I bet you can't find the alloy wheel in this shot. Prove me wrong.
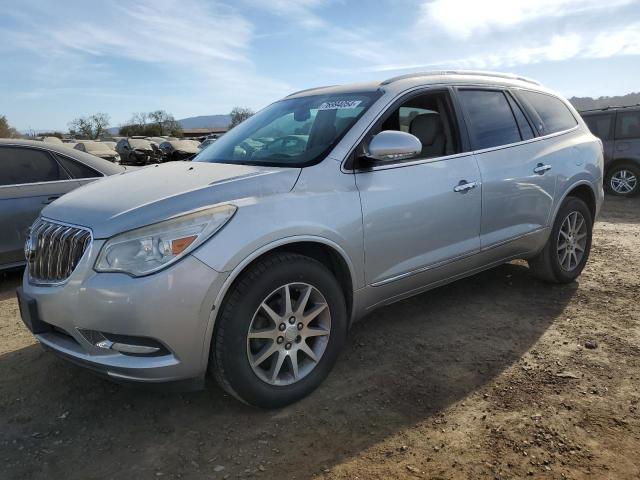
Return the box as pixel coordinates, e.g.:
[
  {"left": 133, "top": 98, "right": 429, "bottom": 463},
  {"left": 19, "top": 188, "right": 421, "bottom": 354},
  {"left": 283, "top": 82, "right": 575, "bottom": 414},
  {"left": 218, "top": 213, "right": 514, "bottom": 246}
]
[
  {"left": 610, "top": 169, "right": 638, "bottom": 195},
  {"left": 246, "top": 283, "right": 331, "bottom": 386},
  {"left": 557, "top": 211, "right": 587, "bottom": 272}
]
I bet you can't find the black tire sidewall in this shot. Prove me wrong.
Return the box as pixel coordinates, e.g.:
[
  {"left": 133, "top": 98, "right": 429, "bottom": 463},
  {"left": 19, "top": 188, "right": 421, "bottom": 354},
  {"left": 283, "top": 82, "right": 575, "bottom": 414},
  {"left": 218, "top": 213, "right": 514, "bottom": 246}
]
[
  {"left": 548, "top": 197, "right": 593, "bottom": 282},
  {"left": 605, "top": 163, "right": 640, "bottom": 197},
  {"left": 216, "top": 255, "right": 347, "bottom": 408}
]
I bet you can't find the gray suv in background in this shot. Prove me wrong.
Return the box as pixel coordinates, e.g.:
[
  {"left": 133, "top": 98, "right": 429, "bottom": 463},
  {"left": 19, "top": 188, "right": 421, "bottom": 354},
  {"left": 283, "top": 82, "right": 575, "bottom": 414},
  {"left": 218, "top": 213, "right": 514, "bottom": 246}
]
[
  {"left": 17, "top": 71, "right": 603, "bottom": 408},
  {"left": 581, "top": 105, "right": 640, "bottom": 196}
]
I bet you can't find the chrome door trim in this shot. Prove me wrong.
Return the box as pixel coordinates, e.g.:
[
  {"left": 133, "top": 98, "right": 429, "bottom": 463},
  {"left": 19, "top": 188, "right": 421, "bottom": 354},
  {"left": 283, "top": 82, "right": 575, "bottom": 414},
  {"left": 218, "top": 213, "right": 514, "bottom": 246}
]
[{"left": 0, "top": 179, "right": 80, "bottom": 189}]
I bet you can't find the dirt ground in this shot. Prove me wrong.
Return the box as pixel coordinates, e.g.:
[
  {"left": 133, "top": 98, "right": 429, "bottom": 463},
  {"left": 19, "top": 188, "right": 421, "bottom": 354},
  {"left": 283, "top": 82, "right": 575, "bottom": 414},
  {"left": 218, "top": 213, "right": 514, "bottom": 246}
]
[{"left": 1, "top": 196, "right": 639, "bottom": 480}]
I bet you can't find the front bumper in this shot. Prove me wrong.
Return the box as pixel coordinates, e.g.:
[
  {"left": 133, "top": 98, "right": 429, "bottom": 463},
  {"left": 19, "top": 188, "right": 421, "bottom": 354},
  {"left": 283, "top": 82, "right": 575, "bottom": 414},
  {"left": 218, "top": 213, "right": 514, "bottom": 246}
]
[{"left": 20, "top": 244, "right": 228, "bottom": 385}]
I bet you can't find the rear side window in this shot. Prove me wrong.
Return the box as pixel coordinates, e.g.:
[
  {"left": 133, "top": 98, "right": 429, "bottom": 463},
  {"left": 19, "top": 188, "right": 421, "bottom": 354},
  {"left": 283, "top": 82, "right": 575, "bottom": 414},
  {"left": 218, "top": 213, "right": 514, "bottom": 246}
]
[
  {"left": 583, "top": 114, "right": 613, "bottom": 140},
  {"left": 458, "top": 90, "right": 521, "bottom": 150},
  {"left": 54, "top": 154, "right": 102, "bottom": 179},
  {"left": 0, "top": 147, "right": 70, "bottom": 186},
  {"left": 518, "top": 90, "right": 577, "bottom": 135},
  {"left": 615, "top": 111, "right": 640, "bottom": 139}
]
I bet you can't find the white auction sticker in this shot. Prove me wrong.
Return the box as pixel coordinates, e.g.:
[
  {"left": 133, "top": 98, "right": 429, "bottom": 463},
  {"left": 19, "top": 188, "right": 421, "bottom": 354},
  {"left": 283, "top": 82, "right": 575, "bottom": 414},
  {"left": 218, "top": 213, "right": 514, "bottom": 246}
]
[{"left": 317, "top": 100, "right": 362, "bottom": 110}]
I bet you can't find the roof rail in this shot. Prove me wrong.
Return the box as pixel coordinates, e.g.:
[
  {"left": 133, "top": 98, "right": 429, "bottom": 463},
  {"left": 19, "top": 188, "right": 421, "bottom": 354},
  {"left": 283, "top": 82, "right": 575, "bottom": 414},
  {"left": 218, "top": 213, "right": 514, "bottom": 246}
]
[
  {"left": 579, "top": 103, "right": 640, "bottom": 113},
  {"left": 381, "top": 70, "right": 541, "bottom": 86}
]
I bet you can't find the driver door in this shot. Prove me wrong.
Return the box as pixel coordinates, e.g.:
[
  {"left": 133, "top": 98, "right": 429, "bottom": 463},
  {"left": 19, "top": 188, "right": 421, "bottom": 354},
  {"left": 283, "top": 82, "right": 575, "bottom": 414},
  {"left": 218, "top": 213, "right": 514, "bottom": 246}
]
[{"left": 354, "top": 89, "right": 482, "bottom": 303}]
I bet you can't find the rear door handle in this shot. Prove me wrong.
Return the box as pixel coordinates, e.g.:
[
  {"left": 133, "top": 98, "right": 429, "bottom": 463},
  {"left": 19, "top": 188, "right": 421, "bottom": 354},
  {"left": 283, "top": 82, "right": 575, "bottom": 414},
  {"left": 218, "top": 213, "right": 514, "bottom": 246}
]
[
  {"left": 533, "top": 163, "right": 552, "bottom": 174},
  {"left": 453, "top": 180, "right": 478, "bottom": 193},
  {"left": 42, "top": 196, "right": 60, "bottom": 205}
]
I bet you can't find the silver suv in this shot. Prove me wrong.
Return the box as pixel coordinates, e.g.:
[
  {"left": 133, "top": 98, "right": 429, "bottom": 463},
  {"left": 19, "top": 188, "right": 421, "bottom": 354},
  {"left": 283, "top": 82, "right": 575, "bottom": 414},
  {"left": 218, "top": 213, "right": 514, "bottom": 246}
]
[{"left": 17, "top": 71, "right": 604, "bottom": 408}]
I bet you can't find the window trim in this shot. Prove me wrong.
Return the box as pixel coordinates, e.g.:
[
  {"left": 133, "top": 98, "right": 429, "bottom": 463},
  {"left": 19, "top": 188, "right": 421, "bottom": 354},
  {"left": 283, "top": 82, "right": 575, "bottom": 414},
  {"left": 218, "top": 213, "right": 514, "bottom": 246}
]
[
  {"left": 614, "top": 109, "right": 640, "bottom": 140},
  {"left": 346, "top": 86, "right": 468, "bottom": 171}
]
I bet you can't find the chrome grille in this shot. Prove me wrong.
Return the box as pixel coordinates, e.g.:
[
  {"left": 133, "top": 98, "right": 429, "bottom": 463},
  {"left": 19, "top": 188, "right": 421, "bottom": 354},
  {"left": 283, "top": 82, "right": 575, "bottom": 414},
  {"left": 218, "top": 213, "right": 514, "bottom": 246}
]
[{"left": 27, "top": 219, "right": 92, "bottom": 284}]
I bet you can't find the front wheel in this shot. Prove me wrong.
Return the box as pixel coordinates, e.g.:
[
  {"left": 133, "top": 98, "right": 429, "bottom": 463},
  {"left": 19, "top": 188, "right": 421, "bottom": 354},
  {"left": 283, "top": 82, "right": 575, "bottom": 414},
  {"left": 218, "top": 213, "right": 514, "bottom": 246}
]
[
  {"left": 210, "top": 253, "right": 347, "bottom": 408},
  {"left": 528, "top": 196, "right": 593, "bottom": 283}
]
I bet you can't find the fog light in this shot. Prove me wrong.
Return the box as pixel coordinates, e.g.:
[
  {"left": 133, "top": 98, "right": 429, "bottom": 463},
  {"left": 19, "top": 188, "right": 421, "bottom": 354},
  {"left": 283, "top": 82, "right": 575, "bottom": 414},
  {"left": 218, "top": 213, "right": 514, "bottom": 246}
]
[{"left": 78, "top": 329, "right": 168, "bottom": 356}]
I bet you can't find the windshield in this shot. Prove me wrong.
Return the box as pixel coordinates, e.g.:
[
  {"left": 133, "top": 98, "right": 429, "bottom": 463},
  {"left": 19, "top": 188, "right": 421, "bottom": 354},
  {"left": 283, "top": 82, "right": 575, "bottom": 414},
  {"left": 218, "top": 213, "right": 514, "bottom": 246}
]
[
  {"left": 171, "top": 140, "right": 199, "bottom": 150},
  {"left": 195, "top": 91, "right": 381, "bottom": 167}
]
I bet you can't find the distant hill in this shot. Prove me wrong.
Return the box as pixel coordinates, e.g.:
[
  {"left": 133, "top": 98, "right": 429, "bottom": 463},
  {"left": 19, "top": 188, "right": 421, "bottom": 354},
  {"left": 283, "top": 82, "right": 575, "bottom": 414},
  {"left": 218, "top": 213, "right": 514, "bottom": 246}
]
[
  {"left": 569, "top": 92, "right": 640, "bottom": 112},
  {"left": 106, "top": 114, "right": 231, "bottom": 135},
  {"left": 178, "top": 114, "right": 230, "bottom": 129}
]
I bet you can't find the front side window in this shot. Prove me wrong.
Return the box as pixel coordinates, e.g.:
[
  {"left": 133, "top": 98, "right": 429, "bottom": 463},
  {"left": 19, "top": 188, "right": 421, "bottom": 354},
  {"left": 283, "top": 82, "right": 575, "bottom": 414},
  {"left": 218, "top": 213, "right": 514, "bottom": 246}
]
[
  {"left": 583, "top": 113, "right": 613, "bottom": 140},
  {"left": 0, "top": 147, "right": 69, "bottom": 186},
  {"left": 459, "top": 90, "right": 521, "bottom": 150},
  {"left": 195, "top": 91, "right": 381, "bottom": 167},
  {"left": 615, "top": 110, "right": 640, "bottom": 139},
  {"left": 518, "top": 90, "right": 577, "bottom": 135}
]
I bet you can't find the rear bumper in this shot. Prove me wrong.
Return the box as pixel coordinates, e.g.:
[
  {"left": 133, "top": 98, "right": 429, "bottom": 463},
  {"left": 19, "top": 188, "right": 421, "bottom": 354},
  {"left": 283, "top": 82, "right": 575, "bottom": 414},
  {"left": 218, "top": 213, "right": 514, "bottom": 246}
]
[{"left": 21, "top": 250, "right": 228, "bottom": 385}]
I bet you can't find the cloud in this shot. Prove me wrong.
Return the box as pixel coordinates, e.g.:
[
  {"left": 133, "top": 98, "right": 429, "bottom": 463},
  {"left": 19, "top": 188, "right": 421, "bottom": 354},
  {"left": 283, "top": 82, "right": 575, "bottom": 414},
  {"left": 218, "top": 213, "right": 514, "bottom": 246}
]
[
  {"left": 418, "top": 0, "right": 636, "bottom": 39},
  {"left": 241, "top": 0, "right": 328, "bottom": 28}
]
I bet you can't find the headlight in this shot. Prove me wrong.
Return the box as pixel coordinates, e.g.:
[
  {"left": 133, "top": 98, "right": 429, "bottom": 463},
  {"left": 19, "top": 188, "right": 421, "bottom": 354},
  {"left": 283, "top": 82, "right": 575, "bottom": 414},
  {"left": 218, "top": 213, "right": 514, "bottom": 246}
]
[{"left": 95, "top": 205, "right": 236, "bottom": 276}]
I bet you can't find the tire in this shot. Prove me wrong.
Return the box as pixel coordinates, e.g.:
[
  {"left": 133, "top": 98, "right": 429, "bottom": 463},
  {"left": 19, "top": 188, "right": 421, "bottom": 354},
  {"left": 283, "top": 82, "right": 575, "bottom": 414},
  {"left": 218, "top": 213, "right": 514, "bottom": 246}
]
[
  {"left": 528, "top": 196, "right": 593, "bottom": 284},
  {"left": 605, "top": 163, "right": 640, "bottom": 197},
  {"left": 210, "top": 253, "right": 347, "bottom": 408}
]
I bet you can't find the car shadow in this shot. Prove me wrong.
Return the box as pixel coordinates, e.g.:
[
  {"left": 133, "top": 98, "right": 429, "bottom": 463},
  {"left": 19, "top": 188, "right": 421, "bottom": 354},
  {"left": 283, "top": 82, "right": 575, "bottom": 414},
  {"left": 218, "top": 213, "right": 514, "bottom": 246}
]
[
  {"left": 1, "top": 262, "right": 577, "bottom": 479},
  {"left": 0, "top": 268, "right": 23, "bottom": 301}
]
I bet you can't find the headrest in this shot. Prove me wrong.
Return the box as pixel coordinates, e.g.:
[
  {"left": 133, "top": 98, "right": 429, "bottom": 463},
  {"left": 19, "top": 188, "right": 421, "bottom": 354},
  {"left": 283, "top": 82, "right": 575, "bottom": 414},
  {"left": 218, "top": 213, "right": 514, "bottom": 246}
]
[{"left": 409, "top": 113, "right": 443, "bottom": 145}]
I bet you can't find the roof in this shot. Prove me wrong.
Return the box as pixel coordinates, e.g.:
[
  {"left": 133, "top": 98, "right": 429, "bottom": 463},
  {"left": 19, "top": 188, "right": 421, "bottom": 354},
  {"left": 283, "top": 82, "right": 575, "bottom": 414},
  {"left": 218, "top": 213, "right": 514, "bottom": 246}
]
[
  {"left": 286, "top": 70, "right": 549, "bottom": 99},
  {"left": 580, "top": 104, "right": 640, "bottom": 114},
  {"left": 0, "top": 139, "right": 125, "bottom": 175}
]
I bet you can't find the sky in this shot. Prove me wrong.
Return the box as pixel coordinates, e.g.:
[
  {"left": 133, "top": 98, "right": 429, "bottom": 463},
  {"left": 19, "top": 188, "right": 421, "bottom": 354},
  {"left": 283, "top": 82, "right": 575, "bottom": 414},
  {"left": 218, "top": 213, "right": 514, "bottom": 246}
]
[{"left": 1, "top": 0, "right": 639, "bottom": 132}]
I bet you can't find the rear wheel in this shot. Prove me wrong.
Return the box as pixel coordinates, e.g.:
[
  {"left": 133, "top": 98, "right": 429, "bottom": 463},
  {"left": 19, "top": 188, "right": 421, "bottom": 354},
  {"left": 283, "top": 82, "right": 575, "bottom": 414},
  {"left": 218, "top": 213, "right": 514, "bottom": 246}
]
[
  {"left": 528, "top": 196, "right": 593, "bottom": 283},
  {"left": 210, "top": 253, "right": 347, "bottom": 408},
  {"left": 605, "top": 163, "right": 640, "bottom": 197}
]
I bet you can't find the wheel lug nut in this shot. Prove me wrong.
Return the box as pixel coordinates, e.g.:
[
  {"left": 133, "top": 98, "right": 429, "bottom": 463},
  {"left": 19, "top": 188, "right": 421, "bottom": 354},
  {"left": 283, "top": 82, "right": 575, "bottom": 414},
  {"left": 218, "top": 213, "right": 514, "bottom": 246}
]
[
  {"left": 285, "top": 343, "right": 292, "bottom": 350},
  {"left": 289, "top": 316, "right": 296, "bottom": 324},
  {"left": 295, "top": 335, "right": 301, "bottom": 342},
  {"left": 297, "top": 322, "right": 303, "bottom": 330},
  {"left": 279, "top": 323, "right": 286, "bottom": 331},
  {"left": 277, "top": 336, "right": 284, "bottom": 344}
]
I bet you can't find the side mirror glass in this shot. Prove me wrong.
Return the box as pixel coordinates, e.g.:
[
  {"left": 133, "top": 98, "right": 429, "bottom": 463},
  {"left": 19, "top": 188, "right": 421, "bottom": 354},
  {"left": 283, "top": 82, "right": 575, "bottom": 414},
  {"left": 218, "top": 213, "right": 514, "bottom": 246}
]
[{"left": 365, "top": 130, "right": 422, "bottom": 162}]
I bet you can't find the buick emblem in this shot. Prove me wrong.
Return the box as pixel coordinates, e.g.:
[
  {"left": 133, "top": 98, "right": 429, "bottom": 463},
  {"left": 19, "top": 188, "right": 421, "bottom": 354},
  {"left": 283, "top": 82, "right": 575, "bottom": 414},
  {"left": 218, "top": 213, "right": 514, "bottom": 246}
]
[{"left": 24, "top": 235, "right": 36, "bottom": 262}]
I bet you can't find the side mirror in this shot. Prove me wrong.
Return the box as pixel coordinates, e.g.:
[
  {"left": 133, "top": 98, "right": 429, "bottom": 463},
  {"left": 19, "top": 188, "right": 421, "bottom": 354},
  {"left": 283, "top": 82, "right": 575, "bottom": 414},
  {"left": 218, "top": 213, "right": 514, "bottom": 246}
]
[{"left": 365, "top": 130, "right": 422, "bottom": 162}]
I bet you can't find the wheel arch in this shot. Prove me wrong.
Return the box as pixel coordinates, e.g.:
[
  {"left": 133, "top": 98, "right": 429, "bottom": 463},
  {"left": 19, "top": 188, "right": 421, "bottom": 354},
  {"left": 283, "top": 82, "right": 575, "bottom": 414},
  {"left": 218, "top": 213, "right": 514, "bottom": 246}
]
[
  {"left": 551, "top": 180, "right": 598, "bottom": 226},
  {"left": 605, "top": 157, "right": 640, "bottom": 176},
  {"left": 200, "top": 236, "right": 357, "bottom": 370}
]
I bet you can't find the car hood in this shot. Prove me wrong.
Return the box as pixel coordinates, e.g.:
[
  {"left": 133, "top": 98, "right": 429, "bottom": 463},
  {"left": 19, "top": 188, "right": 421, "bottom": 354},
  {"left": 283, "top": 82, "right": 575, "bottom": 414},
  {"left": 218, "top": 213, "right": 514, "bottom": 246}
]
[{"left": 43, "top": 162, "right": 301, "bottom": 239}]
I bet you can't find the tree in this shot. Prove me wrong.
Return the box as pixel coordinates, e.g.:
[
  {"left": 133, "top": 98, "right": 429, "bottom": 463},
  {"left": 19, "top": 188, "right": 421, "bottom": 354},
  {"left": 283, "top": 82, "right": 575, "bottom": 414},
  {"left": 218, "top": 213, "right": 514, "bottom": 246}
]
[
  {"left": 229, "top": 107, "right": 255, "bottom": 129},
  {"left": 119, "top": 110, "right": 182, "bottom": 137},
  {"left": 0, "top": 115, "right": 20, "bottom": 138},
  {"left": 68, "top": 113, "right": 110, "bottom": 139}
]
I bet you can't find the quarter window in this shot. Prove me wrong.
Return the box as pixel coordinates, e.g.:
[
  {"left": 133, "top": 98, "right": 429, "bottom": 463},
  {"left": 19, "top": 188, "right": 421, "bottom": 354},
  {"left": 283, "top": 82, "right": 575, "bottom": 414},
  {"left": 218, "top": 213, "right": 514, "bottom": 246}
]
[
  {"left": 55, "top": 154, "right": 102, "bottom": 179},
  {"left": 583, "top": 114, "right": 613, "bottom": 140},
  {"left": 615, "top": 111, "right": 640, "bottom": 139},
  {"left": 0, "top": 147, "right": 70, "bottom": 186},
  {"left": 459, "top": 90, "right": 521, "bottom": 150},
  {"left": 518, "top": 90, "right": 577, "bottom": 135}
]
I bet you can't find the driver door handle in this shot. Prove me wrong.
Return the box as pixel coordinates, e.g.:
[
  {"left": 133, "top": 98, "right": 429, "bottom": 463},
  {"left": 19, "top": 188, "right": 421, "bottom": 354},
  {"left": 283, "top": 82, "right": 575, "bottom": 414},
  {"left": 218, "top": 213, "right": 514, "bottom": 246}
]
[
  {"left": 533, "top": 163, "right": 552, "bottom": 174},
  {"left": 453, "top": 180, "right": 478, "bottom": 193}
]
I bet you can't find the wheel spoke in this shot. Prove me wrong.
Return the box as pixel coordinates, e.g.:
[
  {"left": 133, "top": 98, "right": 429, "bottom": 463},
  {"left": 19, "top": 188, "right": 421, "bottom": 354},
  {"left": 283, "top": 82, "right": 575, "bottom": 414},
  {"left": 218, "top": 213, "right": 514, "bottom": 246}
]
[
  {"left": 248, "top": 328, "right": 277, "bottom": 340},
  {"left": 305, "top": 326, "right": 330, "bottom": 337},
  {"left": 260, "top": 302, "right": 281, "bottom": 324},
  {"left": 283, "top": 285, "right": 292, "bottom": 315},
  {"left": 574, "top": 217, "right": 584, "bottom": 234},
  {"left": 559, "top": 230, "right": 570, "bottom": 240},
  {"left": 559, "top": 249, "right": 568, "bottom": 266},
  {"left": 270, "top": 351, "right": 286, "bottom": 381},
  {"left": 557, "top": 241, "right": 568, "bottom": 251},
  {"left": 299, "top": 341, "right": 318, "bottom": 362},
  {"left": 302, "top": 303, "right": 327, "bottom": 325},
  {"left": 289, "top": 353, "right": 299, "bottom": 380},
  {"left": 251, "top": 343, "right": 277, "bottom": 367},
  {"left": 575, "top": 243, "right": 585, "bottom": 252},
  {"left": 295, "top": 285, "right": 312, "bottom": 316}
]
